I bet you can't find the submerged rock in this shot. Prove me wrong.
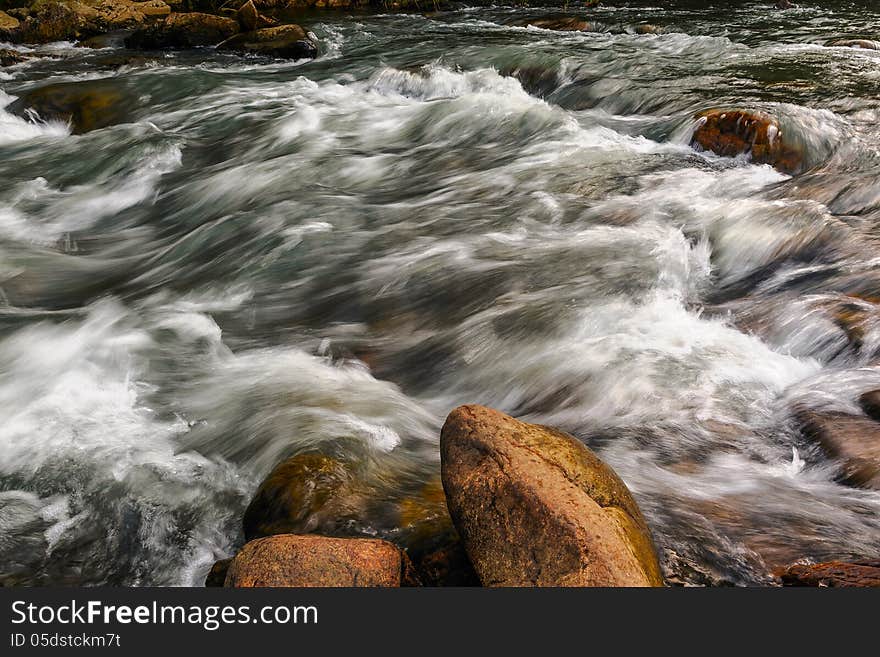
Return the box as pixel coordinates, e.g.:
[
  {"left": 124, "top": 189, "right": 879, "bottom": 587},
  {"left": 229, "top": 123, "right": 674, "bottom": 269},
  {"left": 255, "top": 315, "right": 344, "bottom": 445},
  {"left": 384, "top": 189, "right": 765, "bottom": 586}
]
[
  {"left": 691, "top": 109, "right": 804, "bottom": 174},
  {"left": 217, "top": 24, "right": 317, "bottom": 59},
  {"left": 859, "top": 390, "right": 880, "bottom": 423},
  {"left": 242, "top": 452, "right": 362, "bottom": 541},
  {"left": 798, "top": 411, "right": 880, "bottom": 489},
  {"left": 224, "top": 534, "right": 419, "bottom": 587},
  {"left": 633, "top": 24, "right": 661, "bottom": 35},
  {"left": 829, "top": 39, "right": 879, "bottom": 50},
  {"left": 8, "top": 80, "right": 133, "bottom": 134},
  {"left": 525, "top": 17, "right": 595, "bottom": 32},
  {"left": 777, "top": 560, "right": 880, "bottom": 587},
  {"left": 125, "top": 11, "right": 238, "bottom": 48},
  {"left": 440, "top": 405, "right": 664, "bottom": 587}
]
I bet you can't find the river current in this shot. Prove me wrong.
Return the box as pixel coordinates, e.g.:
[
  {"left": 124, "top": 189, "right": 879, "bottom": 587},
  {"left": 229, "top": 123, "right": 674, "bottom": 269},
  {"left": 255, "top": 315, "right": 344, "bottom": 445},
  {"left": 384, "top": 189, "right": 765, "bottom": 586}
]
[{"left": 2, "top": 1, "right": 880, "bottom": 585}]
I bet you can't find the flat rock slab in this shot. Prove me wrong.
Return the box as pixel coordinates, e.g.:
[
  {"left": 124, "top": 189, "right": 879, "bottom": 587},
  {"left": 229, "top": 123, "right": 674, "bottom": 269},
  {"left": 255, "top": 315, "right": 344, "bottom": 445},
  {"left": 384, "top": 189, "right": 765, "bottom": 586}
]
[{"left": 441, "top": 404, "right": 663, "bottom": 587}]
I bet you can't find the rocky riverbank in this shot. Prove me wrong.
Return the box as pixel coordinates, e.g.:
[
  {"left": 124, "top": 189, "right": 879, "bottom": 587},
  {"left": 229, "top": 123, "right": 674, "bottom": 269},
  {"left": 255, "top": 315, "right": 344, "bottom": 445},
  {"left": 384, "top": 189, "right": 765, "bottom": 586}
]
[{"left": 208, "top": 405, "right": 880, "bottom": 587}]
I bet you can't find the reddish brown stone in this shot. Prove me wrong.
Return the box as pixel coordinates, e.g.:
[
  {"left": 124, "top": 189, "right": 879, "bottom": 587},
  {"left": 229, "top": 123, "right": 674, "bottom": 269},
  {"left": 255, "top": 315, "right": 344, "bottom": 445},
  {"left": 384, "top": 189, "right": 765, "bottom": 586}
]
[
  {"left": 225, "top": 534, "right": 417, "bottom": 587},
  {"left": 692, "top": 109, "right": 803, "bottom": 174},
  {"left": 441, "top": 405, "right": 663, "bottom": 587},
  {"left": 859, "top": 390, "right": 880, "bottom": 423},
  {"left": 777, "top": 560, "right": 880, "bottom": 587},
  {"left": 204, "top": 558, "right": 232, "bottom": 587}
]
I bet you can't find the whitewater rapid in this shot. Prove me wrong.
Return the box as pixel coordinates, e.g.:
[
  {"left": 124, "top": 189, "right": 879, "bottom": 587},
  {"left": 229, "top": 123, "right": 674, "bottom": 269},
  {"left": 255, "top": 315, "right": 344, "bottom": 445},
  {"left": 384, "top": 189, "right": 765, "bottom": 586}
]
[{"left": 2, "top": 3, "right": 880, "bottom": 585}]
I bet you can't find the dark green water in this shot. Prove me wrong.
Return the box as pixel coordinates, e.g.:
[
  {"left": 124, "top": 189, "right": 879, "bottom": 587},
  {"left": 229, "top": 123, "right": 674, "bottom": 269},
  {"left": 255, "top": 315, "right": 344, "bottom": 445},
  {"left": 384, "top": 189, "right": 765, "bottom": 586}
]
[{"left": 1, "top": 1, "right": 880, "bottom": 585}]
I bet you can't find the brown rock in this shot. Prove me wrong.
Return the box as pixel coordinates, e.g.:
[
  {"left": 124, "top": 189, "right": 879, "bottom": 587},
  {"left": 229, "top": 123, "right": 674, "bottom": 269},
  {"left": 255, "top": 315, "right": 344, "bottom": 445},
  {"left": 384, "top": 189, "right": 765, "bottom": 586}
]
[
  {"left": 440, "top": 404, "right": 664, "bottom": 587},
  {"left": 133, "top": 0, "right": 171, "bottom": 17},
  {"left": 691, "top": 109, "right": 804, "bottom": 174},
  {"left": 124, "top": 12, "right": 238, "bottom": 49},
  {"left": 798, "top": 410, "right": 880, "bottom": 489},
  {"left": 0, "top": 10, "right": 20, "bottom": 32},
  {"left": 8, "top": 79, "right": 133, "bottom": 134},
  {"left": 236, "top": 0, "right": 258, "bottom": 32},
  {"left": 242, "top": 452, "right": 362, "bottom": 541},
  {"left": 859, "top": 390, "right": 880, "bottom": 423},
  {"left": 217, "top": 24, "right": 317, "bottom": 59},
  {"left": 830, "top": 39, "right": 879, "bottom": 50},
  {"left": 777, "top": 560, "right": 880, "bottom": 587},
  {"left": 634, "top": 24, "right": 660, "bottom": 34},
  {"left": 526, "top": 17, "right": 594, "bottom": 32},
  {"left": 204, "top": 558, "right": 231, "bottom": 587},
  {"left": 224, "top": 534, "right": 418, "bottom": 587},
  {"left": 0, "top": 48, "right": 29, "bottom": 67}
]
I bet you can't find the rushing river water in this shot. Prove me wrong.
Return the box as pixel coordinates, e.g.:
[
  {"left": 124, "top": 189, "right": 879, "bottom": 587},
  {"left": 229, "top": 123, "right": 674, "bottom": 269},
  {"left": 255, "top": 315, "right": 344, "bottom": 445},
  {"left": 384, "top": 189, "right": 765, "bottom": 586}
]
[{"left": 2, "top": 1, "right": 880, "bottom": 585}]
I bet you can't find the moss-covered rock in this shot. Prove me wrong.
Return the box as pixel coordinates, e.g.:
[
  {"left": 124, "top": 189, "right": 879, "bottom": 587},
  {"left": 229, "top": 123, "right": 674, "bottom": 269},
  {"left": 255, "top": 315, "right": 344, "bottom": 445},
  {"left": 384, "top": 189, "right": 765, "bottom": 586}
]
[{"left": 8, "top": 79, "right": 134, "bottom": 133}]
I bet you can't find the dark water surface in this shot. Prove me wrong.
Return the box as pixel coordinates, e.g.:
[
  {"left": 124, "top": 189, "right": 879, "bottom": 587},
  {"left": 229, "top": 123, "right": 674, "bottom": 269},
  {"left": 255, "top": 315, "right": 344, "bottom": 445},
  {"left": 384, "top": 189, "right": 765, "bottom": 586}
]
[{"left": 2, "top": 1, "right": 880, "bottom": 585}]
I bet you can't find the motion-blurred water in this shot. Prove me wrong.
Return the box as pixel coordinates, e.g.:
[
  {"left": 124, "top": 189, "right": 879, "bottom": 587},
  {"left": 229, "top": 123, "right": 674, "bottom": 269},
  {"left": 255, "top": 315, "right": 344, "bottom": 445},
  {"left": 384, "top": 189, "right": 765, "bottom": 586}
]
[{"left": 2, "top": 1, "right": 880, "bottom": 585}]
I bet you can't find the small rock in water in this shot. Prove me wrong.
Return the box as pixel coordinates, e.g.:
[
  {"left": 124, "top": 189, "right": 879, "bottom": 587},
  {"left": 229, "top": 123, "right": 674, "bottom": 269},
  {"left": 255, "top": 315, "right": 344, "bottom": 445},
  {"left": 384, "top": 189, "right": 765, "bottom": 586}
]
[
  {"left": 0, "top": 48, "right": 29, "bottom": 67},
  {"left": 526, "top": 17, "right": 595, "bottom": 32},
  {"left": 224, "top": 534, "right": 419, "bottom": 587},
  {"left": 776, "top": 0, "right": 796, "bottom": 9},
  {"left": 217, "top": 24, "right": 318, "bottom": 59},
  {"left": 829, "top": 39, "right": 880, "bottom": 50},
  {"left": 634, "top": 24, "right": 661, "bottom": 35},
  {"left": 797, "top": 410, "right": 880, "bottom": 489},
  {"left": 777, "top": 560, "right": 880, "bottom": 587},
  {"left": 441, "top": 404, "right": 664, "bottom": 587},
  {"left": 691, "top": 108, "right": 804, "bottom": 174},
  {"left": 8, "top": 79, "right": 134, "bottom": 134}
]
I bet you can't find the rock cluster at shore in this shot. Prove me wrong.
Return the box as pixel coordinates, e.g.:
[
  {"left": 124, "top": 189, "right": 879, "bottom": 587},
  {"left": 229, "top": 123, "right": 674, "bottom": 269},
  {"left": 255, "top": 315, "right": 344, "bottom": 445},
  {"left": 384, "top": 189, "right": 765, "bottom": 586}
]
[
  {"left": 0, "top": 0, "right": 318, "bottom": 59},
  {"left": 211, "top": 405, "right": 664, "bottom": 587},
  {"left": 208, "top": 403, "right": 880, "bottom": 588}
]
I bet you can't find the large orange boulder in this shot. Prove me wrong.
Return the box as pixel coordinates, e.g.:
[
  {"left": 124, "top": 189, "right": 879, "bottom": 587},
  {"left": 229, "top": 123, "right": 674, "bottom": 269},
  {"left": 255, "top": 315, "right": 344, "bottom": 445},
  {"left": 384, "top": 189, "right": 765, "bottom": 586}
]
[
  {"left": 440, "top": 405, "right": 663, "bottom": 587},
  {"left": 224, "top": 534, "right": 418, "bottom": 587},
  {"left": 691, "top": 109, "right": 803, "bottom": 174}
]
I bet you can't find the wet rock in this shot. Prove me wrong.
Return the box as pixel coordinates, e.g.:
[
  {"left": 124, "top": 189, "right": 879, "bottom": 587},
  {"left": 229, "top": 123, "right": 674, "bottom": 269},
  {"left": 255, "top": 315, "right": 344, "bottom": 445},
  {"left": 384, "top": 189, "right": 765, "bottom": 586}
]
[
  {"left": 775, "top": 0, "right": 796, "bottom": 9},
  {"left": 242, "top": 452, "right": 361, "bottom": 541},
  {"left": 133, "top": 0, "right": 172, "bottom": 17},
  {"left": 204, "top": 557, "right": 231, "bottom": 586},
  {"left": 0, "top": 10, "right": 20, "bottom": 33},
  {"left": 829, "top": 39, "right": 880, "bottom": 50},
  {"left": 859, "top": 390, "right": 880, "bottom": 423},
  {"left": 440, "top": 404, "right": 664, "bottom": 587},
  {"left": 124, "top": 11, "right": 238, "bottom": 49},
  {"left": 217, "top": 24, "right": 317, "bottom": 59},
  {"left": 236, "top": 0, "right": 258, "bottom": 31},
  {"left": 777, "top": 560, "right": 880, "bottom": 587},
  {"left": 0, "top": 48, "right": 30, "bottom": 67},
  {"left": 526, "top": 17, "right": 595, "bottom": 32},
  {"left": 8, "top": 79, "right": 133, "bottom": 134},
  {"left": 224, "top": 534, "right": 419, "bottom": 587},
  {"left": 633, "top": 24, "right": 660, "bottom": 35},
  {"left": 78, "top": 28, "right": 133, "bottom": 48},
  {"left": 691, "top": 109, "right": 804, "bottom": 174},
  {"left": 396, "top": 478, "right": 480, "bottom": 586},
  {"left": 797, "top": 411, "right": 880, "bottom": 489}
]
